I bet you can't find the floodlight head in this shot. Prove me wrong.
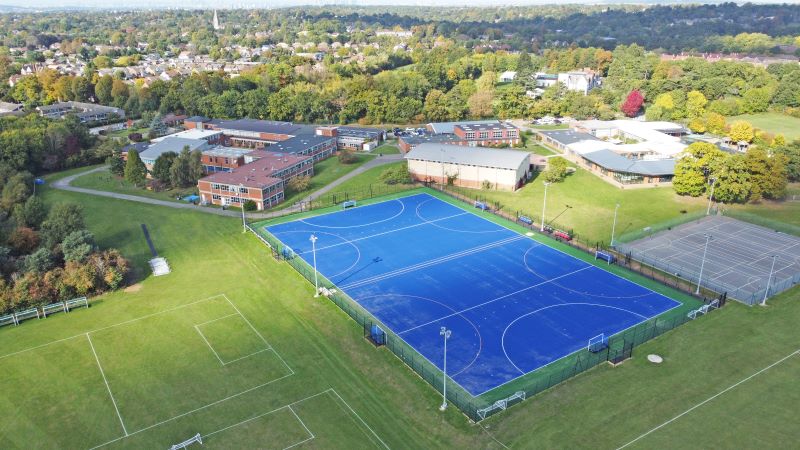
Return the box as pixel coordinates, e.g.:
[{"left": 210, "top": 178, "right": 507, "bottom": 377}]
[{"left": 309, "top": 234, "right": 317, "bottom": 243}]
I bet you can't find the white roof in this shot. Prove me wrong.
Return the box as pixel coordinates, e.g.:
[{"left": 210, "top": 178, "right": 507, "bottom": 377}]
[
  {"left": 499, "top": 70, "right": 517, "bottom": 78},
  {"left": 405, "top": 143, "right": 530, "bottom": 170},
  {"left": 152, "top": 128, "right": 221, "bottom": 142}
]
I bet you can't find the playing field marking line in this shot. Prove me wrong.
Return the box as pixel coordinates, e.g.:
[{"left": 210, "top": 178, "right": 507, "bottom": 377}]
[
  {"left": 616, "top": 348, "right": 800, "bottom": 450},
  {"left": 284, "top": 405, "right": 316, "bottom": 450},
  {"left": 221, "top": 294, "right": 295, "bottom": 375},
  {"left": 0, "top": 294, "right": 226, "bottom": 361},
  {"left": 500, "top": 303, "right": 649, "bottom": 375},
  {"left": 291, "top": 211, "right": 469, "bottom": 255},
  {"left": 89, "top": 372, "right": 294, "bottom": 449},
  {"left": 298, "top": 198, "right": 406, "bottom": 229},
  {"left": 341, "top": 234, "right": 526, "bottom": 290},
  {"left": 398, "top": 265, "right": 592, "bottom": 335},
  {"left": 201, "top": 388, "right": 388, "bottom": 450},
  {"left": 194, "top": 325, "right": 225, "bottom": 365},
  {"left": 194, "top": 312, "right": 240, "bottom": 327},
  {"left": 328, "top": 388, "right": 390, "bottom": 449},
  {"left": 87, "top": 333, "right": 129, "bottom": 437}
]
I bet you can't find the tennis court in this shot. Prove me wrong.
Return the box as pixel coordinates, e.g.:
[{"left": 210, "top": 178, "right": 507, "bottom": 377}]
[
  {"left": 616, "top": 216, "right": 800, "bottom": 304},
  {"left": 266, "top": 193, "right": 681, "bottom": 396}
]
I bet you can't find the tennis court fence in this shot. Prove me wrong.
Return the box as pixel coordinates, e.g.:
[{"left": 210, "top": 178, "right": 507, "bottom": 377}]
[
  {"left": 432, "top": 184, "right": 742, "bottom": 305},
  {"left": 249, "top": 193, "right": 720, "bottom": 422}
]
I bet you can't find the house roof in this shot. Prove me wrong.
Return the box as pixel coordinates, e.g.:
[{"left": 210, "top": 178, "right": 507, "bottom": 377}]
[
  {"left": 581, "top": 150, "right": 675, "bottom": 176},
  {"left": 399, "top": 134, "right": 461, "bottom": 147},
  {"left": 184, "top": 115, "right": 209, "bottom": 122},
  {"left": 405, "top": 143, "right": 531, "bottom": 171},
  {"left": 455, "top": 122, "right": 518, "bottom": 132},
  {"left": 427, "top": 120, "right": 502, "bottom": 135}
]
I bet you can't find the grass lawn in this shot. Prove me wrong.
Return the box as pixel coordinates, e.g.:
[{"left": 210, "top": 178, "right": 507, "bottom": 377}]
[
  {"left": 372, "top": 142, "right": 402, "bottom": 155},
  {"left": 278, "top": 153, "right": 375, "bottom": 208},
  {"left": 450, "top": 168, "right": 707, "bottom": 244},
  {"left": 324, "top": 161, "right": 410, "bottom": 198},
  {"left": 729, "top": 112, "right": 800, "bottom": 140},
  {"left": 1, "top": 168, "right": 798, "bottom": 448},
  {"left": 71, "top": 168, "right": 198, "bottom": 203}
]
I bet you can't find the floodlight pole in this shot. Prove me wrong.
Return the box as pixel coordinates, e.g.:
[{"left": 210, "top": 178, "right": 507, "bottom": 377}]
[
  {"left": 310, "top": 234, "right": 319, "bottom": 297},
  {"left": 439, "top": 326, "right": 451, "bottom": 411},
  {"left": 611, "top": 203, "right": 620, "bottom": 247},
  {"left": 239, "top": 183, "right": 246, "bottom": 233},
  {"left": 540, "top": 182, "right": 551, "bottom": 232},
  {"left": 695, "top": 234, "right": 713, "bottom": 295},
  {"left": 706, "top": 178, "right": 717, "bottom": 216},
  {"left": 762, "top": 255, "right": 778, "bottom": 306}
]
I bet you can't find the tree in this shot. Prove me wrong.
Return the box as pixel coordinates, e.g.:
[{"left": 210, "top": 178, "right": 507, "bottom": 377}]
[
  {"left": 169, "top": 147, "right": 193, "bottom": 188},
  {"left": 742, "top": 87, "right": 773, "bottom": 113},
  {"left": 468, "top": 90, "right": 495, "bottom": 118},
  {"left": 107, "top": 150, "right": 125, "bottom": 177},
  {"left": 1, "top": 172, "right": 33, "bottom": 211},
  {"left": 713, "top": 154, "right": 751, "bottom": 204},
  {"left": 774, "top": 141, "right": 800, "bottom": 182},
  {"left": 13, "top": 195, "right": 46, "bottom": 229},
  {"left": 41, "top": 203, "right": 85, "bottom": 249},
  {"left": 685, "top": 90, "right": 708, "bottom": 119},
  {"left": 61, "top": 229, "right": 95, "bottom": 263},
  {"left": 542, "top": 157, "right": 569, "bottom": 183},
  {"left": 94, "top": 76, "right": 113, "bottom": 104},
  {"left": 124, "top": 149, "right": 147, "bottom": 187},
  {"left": 688, "top": 118, "right": 706, "bottom": 134},
  {"left": 728, "top": 121, "right": 754, "bottom": 143},
  {"left": 285, "top": 175, "right": 311, "bottom": 193},
  {"left": 338, "top": 149, "right": 357, "bottom": 164},
  {"left": 672, "top": 142, "right": 726, "bottom": 197},
  {"left": 620, "top": 90, "right": 644, "bottom": 117},
  {"left": 149, "top": 114, "right": 167, "bottom": 138},
  {"left": 705, "top": 112, "right": 726, "bottom": 135},
  {"left": 378, "top": 165, "right": 412, "bottom": 185},
  {"left": 243, "top": 200, "right": 257, "bottom": 212},
  {"left": 745, "top": 147, "right": 788, "bottom": 201},
  {"left": 151, "top": 151, "right": 178, "bottom": 186},
  {"left": 25, "top": 248, "right": 54, "bottom": 274}
]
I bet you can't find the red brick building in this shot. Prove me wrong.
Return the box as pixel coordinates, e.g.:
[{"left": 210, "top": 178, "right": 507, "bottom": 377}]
[
  {"left": 198, "top": 152, "right": 313, "bottom": 210},
  {"left": 452, "top": 122, "right": 520, "bottom": 147}
]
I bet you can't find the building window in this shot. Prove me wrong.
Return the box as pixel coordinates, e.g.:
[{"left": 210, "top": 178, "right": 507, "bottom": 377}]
[
  {"left": 479, "top": 131, "right": 489, "bottom": 139},
  {"left": 212, "top": 194, "right": 221, "bottom": 200},
  {"left": 493, "top": 131, "right": 503, "bottom": 138},
  {"left": 211, "top": 183, "right": 220, "bottom": 190},
  {"left": 465, "top": 132, "right": 475, "bottom": 139},
  {"left": 239, "top": 187, "right": 248, "bottom": 193},
  {"left": 220, "top": 185, "right": 229, "bottom": 191}
]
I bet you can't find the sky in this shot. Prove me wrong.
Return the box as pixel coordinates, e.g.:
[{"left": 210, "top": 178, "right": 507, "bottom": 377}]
[{"left": 2, "top": 0, "right": 797, "bottom": 11}]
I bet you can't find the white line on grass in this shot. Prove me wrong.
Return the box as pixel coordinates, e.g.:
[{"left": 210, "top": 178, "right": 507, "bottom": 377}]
[
  {"left": 87, "top": 333, "right": 128, "bottom": 437},
  {"left": 222, "top": 294, "right": 294, "bottom": 375},
  {"left": 284, "top": 405, "right": 315, "bottom": 450},
  {"left": 194, "top": 325, "right": 225, "bottom": 365},
  {"left": 0, "top": 294, "right": 226, "bottom": 361},
  {"left": 328, "top": 389, "right": 390, "bottom": 449},
  {"left": 617, "top": 348, "right": 800, "bottom": 449},
  {"left": 223, "top": 349, "right": 271, "bottom": 366},
  {"left": 89, "top": 372, "right": 294, "bottom": 449}
]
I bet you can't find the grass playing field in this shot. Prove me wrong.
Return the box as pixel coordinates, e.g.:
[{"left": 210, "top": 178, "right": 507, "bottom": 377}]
[
  {"left": 0, "top": 168, "right": 797, "bottom": 448},
  {"left": 729, "top": 112, "right": 800, "bottom": 140}
]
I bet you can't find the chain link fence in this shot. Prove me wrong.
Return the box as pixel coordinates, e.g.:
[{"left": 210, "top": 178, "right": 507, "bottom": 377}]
[{"left": 249, "top": 186, "right": 712, "bottom": 421}]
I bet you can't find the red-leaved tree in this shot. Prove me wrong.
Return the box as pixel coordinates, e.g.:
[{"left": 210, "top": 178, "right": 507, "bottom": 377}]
[{"left": 621, "top": 90, "right": 645, "bottom": 117}]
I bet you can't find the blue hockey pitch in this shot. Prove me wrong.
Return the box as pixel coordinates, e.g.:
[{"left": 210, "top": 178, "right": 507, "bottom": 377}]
[{"left": 267, "top": 193, "right": 680, "bottom": 396}]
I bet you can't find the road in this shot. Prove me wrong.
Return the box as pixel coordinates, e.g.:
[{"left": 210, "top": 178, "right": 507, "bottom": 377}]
[{"left": 51, "top": 153, "right": 405, "bottom": 220}]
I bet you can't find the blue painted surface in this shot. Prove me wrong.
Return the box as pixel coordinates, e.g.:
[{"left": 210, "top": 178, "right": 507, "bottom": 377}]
[{"left": 267, "top": 193, "right": 680, "bottom": 396}]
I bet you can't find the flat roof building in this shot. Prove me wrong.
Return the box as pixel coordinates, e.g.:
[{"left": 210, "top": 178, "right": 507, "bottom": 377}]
[{"left": 405, "top": 143, "right": 532, "bottom": 191}]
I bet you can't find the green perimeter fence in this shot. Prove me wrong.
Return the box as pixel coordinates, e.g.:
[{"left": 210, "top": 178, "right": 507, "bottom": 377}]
[{"left": 250, "top": 186, "right": 717, "bottom": 422}]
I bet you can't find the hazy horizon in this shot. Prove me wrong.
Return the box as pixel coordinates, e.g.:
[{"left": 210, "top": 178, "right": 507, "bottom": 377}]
[{"left": 2, "top": 0, "right": 798, "bottom": 11}]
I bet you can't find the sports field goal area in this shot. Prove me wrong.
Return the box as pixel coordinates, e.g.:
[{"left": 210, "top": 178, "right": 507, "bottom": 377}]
[
  {"left": 0, "top": 294, "right": 298, "bottom": 448},
  {"left": 615, "top": 216, "right": 800, "bottom": 305},
  {"left": 258, "top": 191, "right": 700, "bottom": 420}
]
